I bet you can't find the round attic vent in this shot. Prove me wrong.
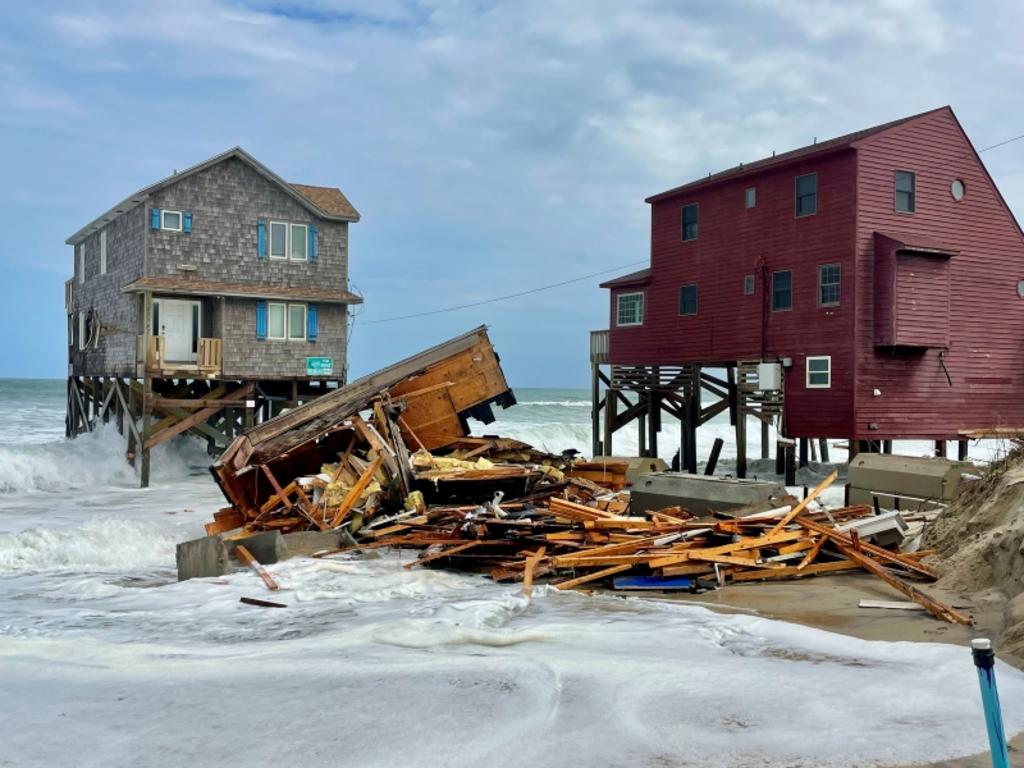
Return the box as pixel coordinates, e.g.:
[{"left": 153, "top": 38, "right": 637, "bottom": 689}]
[{"left": 951, "top": 179, "right": 966, "bottom": 201}]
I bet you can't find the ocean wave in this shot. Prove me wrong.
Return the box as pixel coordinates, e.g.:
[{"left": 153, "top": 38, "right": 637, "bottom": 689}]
[
  {"left": 0, "top": 427, "right": 210, "bottom": 494},
  {"left": 0, "top": 516, "right": 178, "bottom": 573}
]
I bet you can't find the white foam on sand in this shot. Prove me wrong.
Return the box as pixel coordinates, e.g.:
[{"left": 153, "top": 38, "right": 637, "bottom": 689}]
[{"left": 2, "top": 548, "right": 1023, "bottom": 767}]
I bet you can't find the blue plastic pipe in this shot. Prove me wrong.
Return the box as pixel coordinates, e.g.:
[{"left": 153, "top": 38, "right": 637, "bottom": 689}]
[{"left": 972, "top": 638, "right": 1011, "bottom": 768}]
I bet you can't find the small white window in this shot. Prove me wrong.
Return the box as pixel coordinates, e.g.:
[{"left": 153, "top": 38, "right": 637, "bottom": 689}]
[
  {"left": 77, "top": 244, "right": 84, "bottom": 284},
  {"left": 806, "top": 356, "right": 831, "bottom": 388},
  {"left": 78, "top": 312, "right": 87, "bottom": 351},
  {"left": 288, "top": 303, "right": 307, "bottom": 340},
  {"left": 161, "top": 210, "right": 182, "bottom": 231},
  {"left": 100, "top": 230, "right": 107, "bottom": 275},
  {"left": 267, "top": 302, "right": 286, "bottom": 339},
  {"left": 290, "top": 224, "right": 308, "bottom": 261},
  {"left": 745, "top": 187, "right": 756, "bottom": 209},
  {"left": 269, "top": 222, "right": 288, "bottom": 259},
  {"left": 616, "top": 292, "right": 644, "bottom": 327}
]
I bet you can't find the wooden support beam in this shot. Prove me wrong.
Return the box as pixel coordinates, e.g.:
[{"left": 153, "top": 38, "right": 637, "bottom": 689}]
[
  {"left": 767, "top": 470, "right": 837, "bottom": 536},
  {"left": 403, "top": 540, "right": 482, "bottom": 570},
  {"left": 144, "top": 382, "right": 254, "bottom": 450},
  {"left": 523, "top": 546, "right": 547, "bottom": 598},
  {"left": 554, "top": 564, "right": 631, "bottom": 590},
  {"left": 235, "top": 545, "right": 280, "bottom": 591}
]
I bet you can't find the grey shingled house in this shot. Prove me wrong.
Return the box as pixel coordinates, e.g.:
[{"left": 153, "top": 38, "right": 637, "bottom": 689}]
[{"left": 64, "top": 147, "right": 362, "bottom": 485}]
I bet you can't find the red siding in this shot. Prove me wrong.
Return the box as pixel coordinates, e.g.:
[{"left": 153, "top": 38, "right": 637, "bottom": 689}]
[
  {"left": 607, "top": 150, "right": 859, "bottom": 437},
  {"left": 892, "top": 253, "right": 951, "bottom": 347},
  {"left": 853, "top": 108, "right": 1024, "bottom": 438}
]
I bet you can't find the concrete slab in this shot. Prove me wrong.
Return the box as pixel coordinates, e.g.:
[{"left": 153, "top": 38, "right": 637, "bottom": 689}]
[
  {"left": 226, "top": 531, "right": 287, "bottom": 565},
  {"left": 282, "top": 530, "right": 356, "bottom": 557},
  {"left": 176, "top": 535, "right": 230, "bottom": 581},
  {"left": 630, "top": 472, "right": 789, "bottom": 515}
]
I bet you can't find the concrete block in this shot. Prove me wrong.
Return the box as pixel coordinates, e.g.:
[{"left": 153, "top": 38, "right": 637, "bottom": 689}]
[
  {"left": 592, "top": 456, "right": 669, "bottom": 486},
  {"left": 226, "top": 530, "right": 287, "bottom": 564},
  {"left": 176, "top": 535, "right": 230, "bottom": 581},
  {"left": 630, "top": 472, "right": 789, "bottom": 516},
  {"left": 282, "top": 530, "right": 355, "bottom": 557},
  {"left": 848, "top": 454, "right": 975, "bottom": 511}
]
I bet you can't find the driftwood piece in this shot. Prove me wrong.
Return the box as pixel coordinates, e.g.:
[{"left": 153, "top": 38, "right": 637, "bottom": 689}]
[{"left": 235, "top": 545, "right": 279, "bottom": 591}]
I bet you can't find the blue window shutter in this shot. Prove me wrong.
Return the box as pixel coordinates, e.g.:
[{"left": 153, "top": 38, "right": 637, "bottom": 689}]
[
  {"left": 256, "top": 300, "right": 267, "bottom": 340},
  {"left": 257, "top": 218, "right": 267, "bottom": 260},
  {"left": 307, "top": 304, "right": 318, "bottom": 341},
  {"left": 308, "top": 225, "right": 318, "bottom": 262},
  {"left": 151, "top": 208, "right": 161, "bottom": 230},
  {"left": 183, "top": 211, "right": 192, "bottom": 233}
]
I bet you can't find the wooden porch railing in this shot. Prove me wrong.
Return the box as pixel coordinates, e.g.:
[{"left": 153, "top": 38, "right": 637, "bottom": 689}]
[
  {"left": 590, "top": 329, "right": 610, "bottom": 364},
  {"left": 139, "top": 335, "right": 222, "bottom": 376}
]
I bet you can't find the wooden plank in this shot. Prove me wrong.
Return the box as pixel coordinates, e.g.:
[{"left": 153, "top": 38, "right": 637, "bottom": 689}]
[
  {"left": 797, "top": 518, "right": 936, "bottom": 580},
  {"left": 796, "top": 536, "right": 827, "bottom": 570},
  {"left": 403, "top": 540, "right": 482, "bottom": 569},
  {"left": 261, "top": 465, "right": 294, "bottom": 511},
  {"left": 235, "top": 545, "right": 279, "bottom": 591},
  {"left": 330, "top": 455, "right": 384, "bottom": 528},
  {"left": 646, "top": 529, "right": 804, "bottom": 569},
  {"left": 205, "top": 509, "right": 244, "bottom": 536},
  {"left": 832, "top": 541, "right": 971, "bottom": 625},
  {"left": 728, "top": 559, "right": 860, "bottom": 582},
  {"left": 767, "top": 469, "right": 838, "bottom": 536},
  {"left": 259, "top": 480, "right": 298, "bottom": 515},
  {"left": 685, "top": 553, "right": 786, "bottom": 569},
  {"left": 522, "top": 546, "right": 546, "bottom": 597},
  {"left": 240, "top": 596, "right": 287, "bottom": 608},
  {"left": 858, "top": 600, "right": 926, "bottom": 611},
  {"left": 554, "top": 564, "right": 631, "bottom": 590}
]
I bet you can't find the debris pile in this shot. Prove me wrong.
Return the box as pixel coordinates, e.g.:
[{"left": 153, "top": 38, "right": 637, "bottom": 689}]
[{"left": 203, "top": 326, "right": 970, "bottom": 626}]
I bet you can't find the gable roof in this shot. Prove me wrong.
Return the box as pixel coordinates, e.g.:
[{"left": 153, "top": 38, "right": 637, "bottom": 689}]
[
  {"left": 646, "top": 106, "right": 951, "bottom": 204},
  {"left": 66, "top": 146, "right": 360, "bottom": 245}
]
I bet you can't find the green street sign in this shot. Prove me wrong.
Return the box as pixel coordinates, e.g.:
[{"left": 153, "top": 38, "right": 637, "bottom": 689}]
[{"left": 306, "top": 356, "right": 334, "bottom": 376}]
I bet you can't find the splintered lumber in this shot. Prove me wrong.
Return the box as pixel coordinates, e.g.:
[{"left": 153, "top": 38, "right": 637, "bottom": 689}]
[
  {"left": 548, "top": 497, "right": 613, "bottom": 522},
  {"left": 767, "top": 469, "right": 838, "bottom": 535},
  {"left": 727, "top": 559, "right": 860, "bottom": 582},
  {"left": 235, "top": 545, "right": 279, "bottom": 591},
  {"left": 796, "top": 536, "right": 827, "bottom": 570},
  {"left": 797, "top": 518, "right": 935, "bottom": 580},
  {"left": 832, "top": 541, "right": 971, "bottom": 625},
  {"left": 554, "top": 564, "right": 632, "bottom": 590},
  {"left": 523, "top": 546, "right": 546, "bottom": 597},
  {"left": 647, "top": 529, "right": 805, "bottom": 569},
  {"left": 404, "top": 540, "right": 481, "bottom": 569},
  {"left": 205, "top": 507, "right": 244, "bottom": 536},
  {"left": 858, "top": 600, "right": 926, "bottom": 611},
  {"left": 330, "top": 455, "right": 385, "bottom": 528},
  {"left": 240, "top": 596, "right": 287, "bottom": 608}
]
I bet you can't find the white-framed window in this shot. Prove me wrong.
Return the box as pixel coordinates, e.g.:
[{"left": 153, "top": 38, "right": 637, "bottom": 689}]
[
  {"left": 269, "top": 222, "right": 288, "bottom": 259},
  {"left": 806, "top": 356, "right": 831, "bottom": 389},
  {"left": 288, "top": 303, "right": 307, "bottom": 339},
  {"left": 77, "top": 244, "right": 84, "bottom": 284},
  {"left": 268, "top": 222, "right": 308, "bottom": 261},
  {"left": 161, "top": 210, "right": 182, "bottom": 231},
  {"left": 290, "top": 223, "right": 308, "bottom": 262},
  {"left": 745, "top": 187, "right": 756, "bottom": 209},
  {"left": 78, "top": 311, "right": 87, "bottom": 351},
  {"left": 267, "top": 302, "right": 287, "bottom": 339},
  {"left": 267, "top": 302, "right": 307, "bottom": 340},
  {"left": 616, "top": 292, "right": 644, "bottom": 327},
  {"left": 99, "top": 230, "right": 107, "bottom": 275}
]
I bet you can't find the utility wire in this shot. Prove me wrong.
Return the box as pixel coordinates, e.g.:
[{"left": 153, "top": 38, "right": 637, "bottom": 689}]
[
  {"left": 981, "top": 133, "right": 1024, "bottom": 152},
  {"left": 360, "top": 259, "right": 647, "bottom": 324}
]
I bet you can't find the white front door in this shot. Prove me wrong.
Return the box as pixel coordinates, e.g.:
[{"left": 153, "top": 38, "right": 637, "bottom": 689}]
[{"left": 158, "top": 299, "right": 197, "bottom": 362}]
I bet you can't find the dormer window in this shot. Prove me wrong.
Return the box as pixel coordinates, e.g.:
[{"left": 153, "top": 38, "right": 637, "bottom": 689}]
[
  {"left": 161, "top": 210, "right": 182, "bottom": 231},
  {"left": 681, "top": 203, "right": 699, "bottom": 241}
]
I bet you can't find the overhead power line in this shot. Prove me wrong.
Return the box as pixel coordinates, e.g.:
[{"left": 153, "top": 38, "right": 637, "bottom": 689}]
[
  {"left": 981, "top": 133, "right": 1024, "bottom": 152},
  {"left": 360, "top": 260, "right": 647, "bottom": 324}
]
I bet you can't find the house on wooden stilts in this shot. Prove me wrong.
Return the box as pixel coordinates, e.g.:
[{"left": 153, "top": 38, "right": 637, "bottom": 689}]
[
  {"left": 64, "top": 147, "right": 362, "bottom": 486},
  {"left": 593, "top": 106, "right": 1024, "bottom": 480}
]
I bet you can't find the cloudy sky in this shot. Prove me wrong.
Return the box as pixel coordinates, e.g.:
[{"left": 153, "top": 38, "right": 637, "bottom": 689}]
[{"left": 2, "top": 0, "right": 1022, "bottom": 386}]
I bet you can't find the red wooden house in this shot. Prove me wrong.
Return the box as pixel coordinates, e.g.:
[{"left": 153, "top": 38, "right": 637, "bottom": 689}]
[{"left": 593, "top": 106, "right": 1024, "bottom": 474}]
